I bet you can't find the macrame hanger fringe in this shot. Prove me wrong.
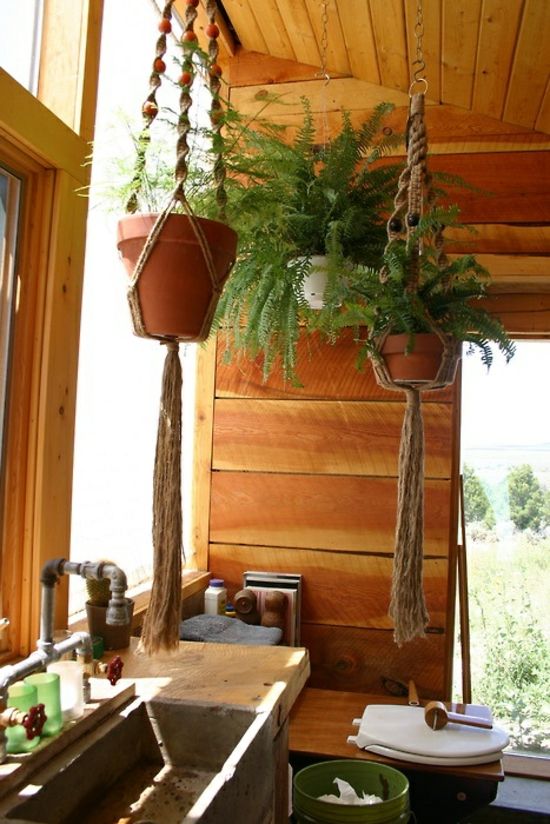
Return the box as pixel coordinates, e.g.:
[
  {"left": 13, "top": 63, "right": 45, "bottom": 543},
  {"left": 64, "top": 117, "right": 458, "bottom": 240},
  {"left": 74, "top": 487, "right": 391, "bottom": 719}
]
[
  {"left": 369, "top": 29, "right": 460, "bottom": 643},
  {"left": 388, "top": 387, "right": 429, "bottom": 645},
  {"left": 133, "top": 1, "right": 226, "bottom": 654},
  {"left": 139, "top": 340, "right": 183, "bottom": 654}
]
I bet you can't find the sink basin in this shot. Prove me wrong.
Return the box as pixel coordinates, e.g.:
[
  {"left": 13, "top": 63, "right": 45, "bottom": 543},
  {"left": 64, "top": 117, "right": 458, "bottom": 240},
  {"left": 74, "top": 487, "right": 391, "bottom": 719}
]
[{"left": 0, "top": 694, "right": 274, "bottom": 823}]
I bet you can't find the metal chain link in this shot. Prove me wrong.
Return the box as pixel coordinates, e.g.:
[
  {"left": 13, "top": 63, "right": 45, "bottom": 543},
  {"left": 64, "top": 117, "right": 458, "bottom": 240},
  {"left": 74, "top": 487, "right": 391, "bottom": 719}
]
[
  {"left": 316, "top": 0, "right": 330, "bottom": 84},
  {"left": 409, "top": 0, "right": 427, "bottom": 96}
]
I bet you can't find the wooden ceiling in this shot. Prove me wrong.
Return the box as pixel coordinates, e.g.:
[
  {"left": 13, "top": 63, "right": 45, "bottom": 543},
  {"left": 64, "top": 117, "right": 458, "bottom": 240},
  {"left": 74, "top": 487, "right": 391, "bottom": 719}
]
[
  {"left": 173, "top": 0, "right": 550, "bottom": 299},
  {"left": 218, "top": 0, "right": 550, "bottom": 135}
]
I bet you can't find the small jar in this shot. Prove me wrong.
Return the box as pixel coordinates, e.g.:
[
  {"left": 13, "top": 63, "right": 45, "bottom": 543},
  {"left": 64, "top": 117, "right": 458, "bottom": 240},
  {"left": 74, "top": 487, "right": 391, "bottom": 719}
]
[{"left": 204, "top": 578, "right": 227, "bottom": 616}]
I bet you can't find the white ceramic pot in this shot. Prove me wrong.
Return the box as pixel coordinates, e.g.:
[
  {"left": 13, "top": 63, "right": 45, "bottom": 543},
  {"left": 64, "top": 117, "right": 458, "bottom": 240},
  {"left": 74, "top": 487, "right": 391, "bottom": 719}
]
[{"left": 299, "top": 255, "right": 329, "bottom": 310}]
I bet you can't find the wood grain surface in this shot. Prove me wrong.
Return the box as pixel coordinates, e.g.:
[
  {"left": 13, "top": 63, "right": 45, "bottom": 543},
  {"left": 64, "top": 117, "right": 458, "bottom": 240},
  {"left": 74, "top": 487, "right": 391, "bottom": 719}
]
[
  {"left": 209, "top": 543, "right": 449, "bottom": 629},
  {"left": 216, "top": 330, "right": 457, "bottom": 402},
  {"left": 300, "top": 627, "right": 447, "bottom": 697},
  {"left": 210, "top": 473, "right": 452, "bottom": 555},
  {"left": 213, "top": 399, "right": 453, "bottom": 477}
]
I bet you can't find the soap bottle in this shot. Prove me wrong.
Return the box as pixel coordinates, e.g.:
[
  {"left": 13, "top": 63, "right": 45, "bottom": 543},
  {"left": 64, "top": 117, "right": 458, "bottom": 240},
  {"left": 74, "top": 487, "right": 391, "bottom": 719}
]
[{"left": 204, "top": 578, "right": 227, "bottom": 615}]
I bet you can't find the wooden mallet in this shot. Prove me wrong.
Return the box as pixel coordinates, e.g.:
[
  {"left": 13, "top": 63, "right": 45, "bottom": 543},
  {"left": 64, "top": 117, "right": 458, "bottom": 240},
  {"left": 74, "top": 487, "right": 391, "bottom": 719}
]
[{"left": 424, "top": 700, "right": 493, "bottom": 731}]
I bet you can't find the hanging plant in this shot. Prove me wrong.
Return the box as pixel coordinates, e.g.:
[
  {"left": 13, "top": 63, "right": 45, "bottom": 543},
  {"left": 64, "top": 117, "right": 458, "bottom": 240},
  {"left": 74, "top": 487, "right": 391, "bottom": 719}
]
[
  {"left": 213, "top": 99, "right": 402, "bottom": 383},
  {"left": 115, "top": 0, "right": 237, "bottom": 655},
  {"left": 325, "top": 90, "right": 514, "bottom": 646}
]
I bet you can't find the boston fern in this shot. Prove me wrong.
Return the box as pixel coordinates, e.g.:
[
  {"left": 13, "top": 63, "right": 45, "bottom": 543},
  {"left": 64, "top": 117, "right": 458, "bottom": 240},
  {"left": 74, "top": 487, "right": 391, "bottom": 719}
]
[
  {"left": 212, "top": 99, "right": 401, "bottom": 382},
  {"left": 323, "top": 209, "right": 515, "bottom": 369}
]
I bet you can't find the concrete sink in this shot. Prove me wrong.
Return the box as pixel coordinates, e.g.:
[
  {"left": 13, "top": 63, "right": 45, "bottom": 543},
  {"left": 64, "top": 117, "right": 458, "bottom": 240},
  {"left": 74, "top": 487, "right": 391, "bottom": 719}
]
[{"left": 0, "top": 694, "right": 274, "bottom": 823}]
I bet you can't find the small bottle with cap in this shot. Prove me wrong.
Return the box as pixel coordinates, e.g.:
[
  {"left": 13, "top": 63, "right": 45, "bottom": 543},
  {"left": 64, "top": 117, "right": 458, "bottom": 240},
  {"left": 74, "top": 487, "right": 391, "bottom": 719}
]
[{"left": 204, "top": 578, "right": 227, "bottom": 615}]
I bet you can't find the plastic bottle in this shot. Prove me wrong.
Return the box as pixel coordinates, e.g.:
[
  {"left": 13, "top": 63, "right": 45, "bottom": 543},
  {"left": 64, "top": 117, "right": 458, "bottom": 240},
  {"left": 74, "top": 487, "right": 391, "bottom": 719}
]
[{"left": 204, "top": 578, "right": 227, "bottom": 615}]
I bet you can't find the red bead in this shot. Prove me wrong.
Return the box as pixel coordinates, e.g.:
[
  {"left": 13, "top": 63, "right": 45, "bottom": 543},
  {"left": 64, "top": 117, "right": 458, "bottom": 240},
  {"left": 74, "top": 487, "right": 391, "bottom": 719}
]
[
  {"left": 179, "top": 71, "right": 193, "bottom": 86},
  {"left": 182, "top": 30, "right": 198, "bottom": 42},
  {"left": 158, "top": 17, "right": 172, "bottom": 33},
  {"left": 154, "top": 58, "right": 166, "bottom": 73},
  {"left": 186, "top": 0, "right": 200, "bottom": 5},
  {"left": 143, "top": 101, "right": 158, "bottom": 117},
  {"left": 205, "top": 23, "right": 219, "bottom": 38},
  {"left": 210, "top": 63, "right": 223, "bottom": 77}
]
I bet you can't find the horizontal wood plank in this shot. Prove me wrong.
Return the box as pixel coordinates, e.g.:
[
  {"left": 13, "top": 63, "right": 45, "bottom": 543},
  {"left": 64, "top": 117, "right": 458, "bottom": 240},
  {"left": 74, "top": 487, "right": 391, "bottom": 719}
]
[
  {"left": 479, "top": 294, "right": 550, "bottom": 335},
  {"left": 300, "top": 625, "right": 447, "bottom": 696},
  {"left": 216, "top": 331, "right": 456, "bottom": 402},
  {"left": 446, "top": 224, "right": 550, "bottom": 255},
  {"left": 209, "top": 543, "right": 449, "bottom": 630},
  {"left": 429, "top": 152, "right": 550, "bottom": 224},
  {"left": 213, "top": 399, "right": 453, "bottom": 477},
  {"left": 210, "top": 473, "right": 452, "bottom": 555}
]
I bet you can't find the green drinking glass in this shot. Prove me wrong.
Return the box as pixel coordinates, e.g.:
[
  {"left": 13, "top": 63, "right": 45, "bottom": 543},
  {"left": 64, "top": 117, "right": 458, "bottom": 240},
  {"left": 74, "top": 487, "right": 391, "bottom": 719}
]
[
  {"left": 24, "top": 672, "right": 63, "bottom": 736},
  {"left": 5, "top": 681, "right": 41, "bottom": 754}
]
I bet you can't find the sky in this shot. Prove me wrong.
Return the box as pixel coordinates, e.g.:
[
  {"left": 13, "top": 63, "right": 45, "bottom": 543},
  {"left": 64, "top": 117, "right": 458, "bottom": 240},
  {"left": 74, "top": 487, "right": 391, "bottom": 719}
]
[{"left": 461, "top": 340, "right": 550, "bottom": 449}]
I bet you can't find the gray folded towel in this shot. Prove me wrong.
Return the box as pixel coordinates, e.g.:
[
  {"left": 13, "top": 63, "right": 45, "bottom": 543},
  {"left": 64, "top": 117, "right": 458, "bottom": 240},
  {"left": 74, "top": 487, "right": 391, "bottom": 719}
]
[{"left": 180, "top": 614, "right": 282, "bottom": 646}]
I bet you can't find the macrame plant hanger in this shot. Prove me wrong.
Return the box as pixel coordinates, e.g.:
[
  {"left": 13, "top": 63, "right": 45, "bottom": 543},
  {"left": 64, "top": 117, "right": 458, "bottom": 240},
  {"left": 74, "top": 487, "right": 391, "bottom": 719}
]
[
  {"left": 369, "top": 0, "right": 461, "bottom": 646},
  {"left": 124, "top": 0, "right": 227, "bottom": 655}
]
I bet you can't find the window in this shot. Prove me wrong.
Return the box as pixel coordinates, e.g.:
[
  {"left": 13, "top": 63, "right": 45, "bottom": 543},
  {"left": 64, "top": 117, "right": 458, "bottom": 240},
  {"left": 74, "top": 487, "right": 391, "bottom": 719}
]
[
  {"left": 459, "top": 341, "right": 550, "bottom": 758},
  {"left": 69, "top": 0, "right": 199, "bottom": 617},
  {"left": 0, "top": 3, "right": 102, "bottom": 656},
  {"left": 0, "top": 0, "right": 43, "bottom": 93}
]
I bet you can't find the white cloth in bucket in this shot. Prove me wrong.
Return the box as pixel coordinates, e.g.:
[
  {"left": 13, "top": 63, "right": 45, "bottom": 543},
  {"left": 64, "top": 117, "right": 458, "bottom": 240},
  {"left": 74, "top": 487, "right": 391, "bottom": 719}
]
[{"left": 318, "top": 778, "right": 382, "bottom": 806}]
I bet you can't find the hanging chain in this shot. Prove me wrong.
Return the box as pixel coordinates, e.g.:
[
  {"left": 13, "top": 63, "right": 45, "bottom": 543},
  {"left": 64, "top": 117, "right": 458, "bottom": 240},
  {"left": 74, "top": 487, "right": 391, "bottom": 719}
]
[
  {"left": 409, "top": 0, "right": 428, "bottom": 96},
  {"left": 316, "top": 0, "right": 330, "bottom": 84}
]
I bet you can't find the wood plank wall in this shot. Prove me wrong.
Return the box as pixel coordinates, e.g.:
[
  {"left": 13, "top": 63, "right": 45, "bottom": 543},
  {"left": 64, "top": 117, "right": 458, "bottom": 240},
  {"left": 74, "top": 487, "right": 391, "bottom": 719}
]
[
  {"left": 208, "top": 331, "right": 459, "bottom": 699},
  {"left": 197, "top": 58, "right": 549, "bottom": 701}
]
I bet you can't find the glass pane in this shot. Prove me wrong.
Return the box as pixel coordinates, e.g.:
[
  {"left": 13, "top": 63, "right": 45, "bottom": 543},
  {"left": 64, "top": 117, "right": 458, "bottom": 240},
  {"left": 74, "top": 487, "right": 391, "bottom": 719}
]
[
  {"left": 0, "top": 165, "right": 22, "bottom": 645},
  {"left": 0, "top": 0, "right": 43, "bottom": 93},
  {"left": 459, "top": 341, "right": 550, "bottom": 757},
  {"left": 0, "top": 166, "right": 21, "bottom": 482},
  {"left": 69, "top": 0, "right": 196, "bottom": 616}
]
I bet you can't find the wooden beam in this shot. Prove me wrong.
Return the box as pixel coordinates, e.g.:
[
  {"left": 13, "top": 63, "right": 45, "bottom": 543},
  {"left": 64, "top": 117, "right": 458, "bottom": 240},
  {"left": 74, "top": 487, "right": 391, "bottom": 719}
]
[
  {"left": 38, "top": 0, "right": 104, "bottom": 142},
  {"left": 225, "top": 48, "right": 347, "bottom": 88},
  {"left": 189, "top": 337, "right": 217, "bottom": 571}
]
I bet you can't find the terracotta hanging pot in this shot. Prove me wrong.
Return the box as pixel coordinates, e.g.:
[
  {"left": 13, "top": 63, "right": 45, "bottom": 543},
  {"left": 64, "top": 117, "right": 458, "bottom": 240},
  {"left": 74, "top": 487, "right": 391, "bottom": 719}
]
[
  {"left": 117, "top": 213, "right": 237, "bottom": 342},
  {"left": 380, "top": 332, "right": 449, "bottom": 383}
]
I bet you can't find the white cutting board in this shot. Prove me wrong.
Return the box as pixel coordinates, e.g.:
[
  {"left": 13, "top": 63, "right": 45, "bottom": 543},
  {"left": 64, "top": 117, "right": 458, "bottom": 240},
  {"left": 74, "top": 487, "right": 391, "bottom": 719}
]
[{"left": 352, "top": 705, "right": 509, "bottom": 759}]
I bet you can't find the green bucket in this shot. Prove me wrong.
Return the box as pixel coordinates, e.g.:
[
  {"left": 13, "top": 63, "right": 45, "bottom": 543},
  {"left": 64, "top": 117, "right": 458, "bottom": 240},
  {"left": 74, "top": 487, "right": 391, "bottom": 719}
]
[{"left": 293, "top": 759, "right": 410, "bottom": 824}]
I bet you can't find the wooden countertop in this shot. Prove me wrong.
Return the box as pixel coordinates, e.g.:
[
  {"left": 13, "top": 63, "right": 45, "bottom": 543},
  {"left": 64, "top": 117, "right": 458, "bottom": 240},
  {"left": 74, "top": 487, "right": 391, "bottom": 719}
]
[
  {"left": 118, "top": 638, "right": 310, "bottom": 724},
  {"left": 289, "top": 687, "right": 505, "bottom": 782}
]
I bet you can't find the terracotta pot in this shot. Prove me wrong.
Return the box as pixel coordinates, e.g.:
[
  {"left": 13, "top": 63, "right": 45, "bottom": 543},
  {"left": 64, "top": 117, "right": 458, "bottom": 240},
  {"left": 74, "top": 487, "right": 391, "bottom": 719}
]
[
  {"left": 381, "top": 332, "right": 447, "bottom": 383},
  {"left": 85, "top": 598, "right": 134, "bottom": 651},
  {"left": 117, "top": 213, "right": 237, "bottom": 341}
]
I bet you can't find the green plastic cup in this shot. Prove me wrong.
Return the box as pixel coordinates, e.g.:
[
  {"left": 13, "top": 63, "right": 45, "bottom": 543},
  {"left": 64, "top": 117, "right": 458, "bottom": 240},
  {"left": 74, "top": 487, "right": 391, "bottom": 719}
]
[
  {"left": 24, "top": 672, "right": 63, "bottom": 736},
  {"left": 293, "top": 759, "right": 410, "bottom": 824},
  {"left": 5, "top": 681, "right": 41, "bottom": 754}
]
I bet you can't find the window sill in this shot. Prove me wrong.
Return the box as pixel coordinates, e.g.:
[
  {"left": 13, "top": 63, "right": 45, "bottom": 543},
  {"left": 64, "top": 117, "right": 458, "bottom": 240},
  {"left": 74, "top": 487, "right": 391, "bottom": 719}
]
[
  {"left": 68, "top": 570, "right": 210, "bottom": 634},
  {"left": 503, "top": 753, "right": 550, "bottom": 781}
]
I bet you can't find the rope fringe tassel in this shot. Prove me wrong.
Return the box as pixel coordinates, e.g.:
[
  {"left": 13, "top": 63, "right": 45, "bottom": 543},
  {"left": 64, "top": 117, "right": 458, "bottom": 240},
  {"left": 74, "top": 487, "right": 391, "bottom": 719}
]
[
  {"left": 138, "top": 341, "right": 183, "bottom": 655},
  {"left": 388, "top": 388, "right": 429, "bottom": 645}
]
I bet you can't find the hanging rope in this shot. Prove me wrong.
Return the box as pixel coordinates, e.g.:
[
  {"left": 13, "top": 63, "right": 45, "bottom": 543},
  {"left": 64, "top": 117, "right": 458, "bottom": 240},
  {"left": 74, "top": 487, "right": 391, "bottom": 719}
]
[
  {"left": 140, "top": 341, "right": 183, "bottom": 654},
  {"left": 131, "top": 1, "right": 228, "bottom": 654},
  {"left": 369, "top": 1, "right": 462, "bottom": 645}
]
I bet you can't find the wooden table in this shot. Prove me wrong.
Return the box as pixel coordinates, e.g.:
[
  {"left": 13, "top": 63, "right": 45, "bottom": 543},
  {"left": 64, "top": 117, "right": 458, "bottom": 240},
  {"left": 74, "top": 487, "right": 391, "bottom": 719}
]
[{"left": 289, "top": 688, "right": 504, "bottom": 822}]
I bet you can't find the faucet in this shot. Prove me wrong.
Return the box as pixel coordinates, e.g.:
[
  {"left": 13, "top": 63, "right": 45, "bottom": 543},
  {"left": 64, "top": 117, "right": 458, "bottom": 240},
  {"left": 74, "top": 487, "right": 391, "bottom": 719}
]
[{"left": 0, "top": 558, "right": 130, "bottom": 763}]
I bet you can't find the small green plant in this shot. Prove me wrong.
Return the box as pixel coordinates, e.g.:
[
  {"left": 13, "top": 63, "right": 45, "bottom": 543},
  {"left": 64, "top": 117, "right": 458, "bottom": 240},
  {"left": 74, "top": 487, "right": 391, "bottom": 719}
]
[
  {"left": 85, "top": 574, "right": 111, "bottom": 607},
  {"left": 320, "top": 208, "right": 515, "bottom": 370}
]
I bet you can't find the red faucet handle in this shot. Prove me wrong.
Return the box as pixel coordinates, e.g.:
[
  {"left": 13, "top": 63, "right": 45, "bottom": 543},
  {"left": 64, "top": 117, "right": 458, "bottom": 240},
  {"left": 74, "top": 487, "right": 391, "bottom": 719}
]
[
  {"left": 106, "top": 655, "right": 124, "bottom": 685},
  {"left": 22, "top": 703, "right": 47, "bottom": 739}
]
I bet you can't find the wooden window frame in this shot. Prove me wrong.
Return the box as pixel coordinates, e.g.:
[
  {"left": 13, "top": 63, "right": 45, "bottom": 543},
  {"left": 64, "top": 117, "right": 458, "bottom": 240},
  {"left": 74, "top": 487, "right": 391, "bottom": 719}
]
[{"left": 0, "top": 0, "right": 103, "bottom": 658}]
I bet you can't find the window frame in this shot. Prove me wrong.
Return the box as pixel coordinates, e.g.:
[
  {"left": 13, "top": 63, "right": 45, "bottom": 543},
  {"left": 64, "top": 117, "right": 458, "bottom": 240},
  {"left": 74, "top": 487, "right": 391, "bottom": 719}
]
[{"left": 0, "top": 0, "right": 103, "bottom": 658}]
